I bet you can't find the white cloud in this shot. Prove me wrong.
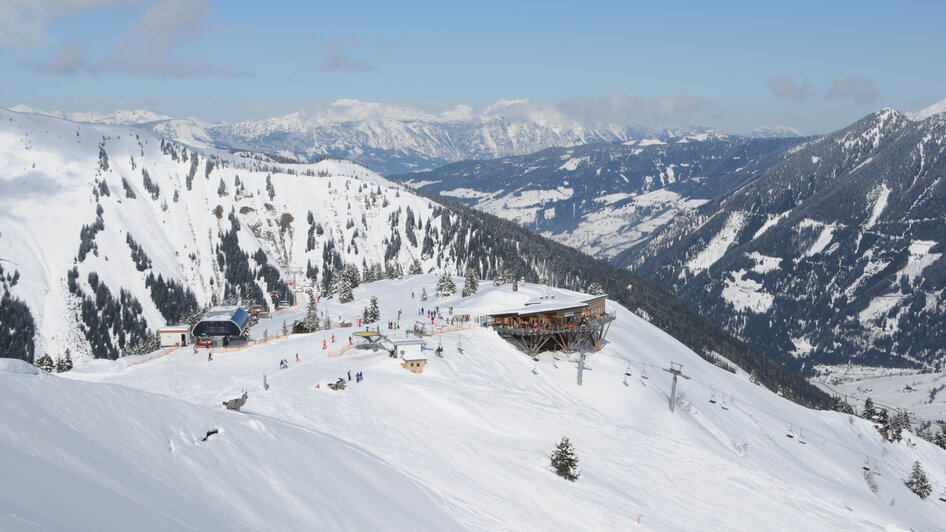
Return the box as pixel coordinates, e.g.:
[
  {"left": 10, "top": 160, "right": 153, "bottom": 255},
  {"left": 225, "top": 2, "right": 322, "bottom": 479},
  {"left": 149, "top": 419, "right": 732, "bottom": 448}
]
[
  {"left": 19, "top": 0, "right": 254, "bottom": 78},
  {"left": 320, "top": 37, "right": 376, "bottom": 72},
  {"left": 766, "top": 76, "right": 811, "bottom": 101},
  {"left": 826, "top": 77, "right": 881, "bottom": 104},
  {"left": 0, "top": 0, "right": 140, "bottom": 48}
]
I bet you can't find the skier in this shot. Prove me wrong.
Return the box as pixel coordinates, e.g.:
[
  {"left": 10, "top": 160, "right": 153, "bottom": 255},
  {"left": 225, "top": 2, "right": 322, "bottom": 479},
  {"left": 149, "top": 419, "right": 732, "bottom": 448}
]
[
  {"left": 322, "top": 339, "right": 327, "bottom": 350},
  {"left": 295, "top": 353, "right": 300, "bottom": 363},
  {"left": 349, "top": 336, "right": 353, "bottom": 345},
  {"left": 208, "top": 350, "right": 213, "bottom": 362},
  {"left": 347, "top": 370, "right": 352, "bottom": 381},
  {"left": 331, "top": 334, "right": 336, "bottom": 343}
]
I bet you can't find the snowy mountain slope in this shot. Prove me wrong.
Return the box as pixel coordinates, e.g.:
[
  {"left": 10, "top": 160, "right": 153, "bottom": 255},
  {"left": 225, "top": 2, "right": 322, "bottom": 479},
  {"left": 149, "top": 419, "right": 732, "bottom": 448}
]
[
  {"left": 0, "top": 106, "right": 542, "bottom": 363},
  {"left": 63, "top": 277, "right": 946, "bottom": 531},
  {"left": 626, "top": 108, "right": 946, "bottom": 372},
  {"left": 392, "top": 138, "right": 802, "bottom": 260},
  {"left": 0, "top": 359, "right": 463, "bottom": 532}
]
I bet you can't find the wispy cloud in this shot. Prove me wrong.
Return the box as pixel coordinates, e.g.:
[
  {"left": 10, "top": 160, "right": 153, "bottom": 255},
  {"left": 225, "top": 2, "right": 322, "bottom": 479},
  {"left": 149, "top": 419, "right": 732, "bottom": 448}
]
[
  {"left": 0, "top": 0, "right": 140, "bottom": 48},
  {"left": 320, "top": 37, "right": 376, "bottom": 72},
  {"left": 766, "top": 76, "right": 811, "bottom": 101},
  {"left": 19, "top": 0, "right": 254, "bottom": 78},
  {"left": 826, "top": 77, "right": 881, "bottom": 104}
]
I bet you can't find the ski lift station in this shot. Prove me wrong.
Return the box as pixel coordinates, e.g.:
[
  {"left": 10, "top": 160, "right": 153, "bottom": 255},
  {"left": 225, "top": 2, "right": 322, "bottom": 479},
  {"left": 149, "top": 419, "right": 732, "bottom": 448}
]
[
  {"left": 192, "top": 306, "right": 251, "bottom": 340},
  {"left": 488, "top": 292, "right": 615, "bottom": 356},
  {"left": 158, "top": 325, "right": 191, "bottom": 347},
  {"left": 391, "top": 337, "right": 425, "bottom": 360}
]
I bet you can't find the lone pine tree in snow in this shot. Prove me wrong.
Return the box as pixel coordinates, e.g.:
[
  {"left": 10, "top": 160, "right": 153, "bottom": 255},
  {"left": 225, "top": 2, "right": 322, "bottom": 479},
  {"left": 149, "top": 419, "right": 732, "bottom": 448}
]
[
  {"left": 420, "top": 286, "right": 428, "bottom": 301},
  {"left": 437, "top": 271, "right": 456, "bottom": 297},
  {"left": 587, "top": 282, "right": 605, "bottom": 296},
  {"left": 550, "top": 437, "right": 580, "bottom": 482},
  {"left": 296, "top": 295, "right": 321, "bottom": 333},
  {"left": 862, "top": 397, "right": 876, "bottom": 419},
  {"left": 906, "top": 461, "right": 932, "bottom": 499},
  {"left": 34, "top": 354, "right": 55, "bottom": 373},
  {"left": 462, "top": 268, "right": 479, "bottom": 297},
  {"left": 363, "top": 296, "right": 381, "bottom": 324},
  {"left": 55, "top": 350, "right": 74, "bottom": 373}
]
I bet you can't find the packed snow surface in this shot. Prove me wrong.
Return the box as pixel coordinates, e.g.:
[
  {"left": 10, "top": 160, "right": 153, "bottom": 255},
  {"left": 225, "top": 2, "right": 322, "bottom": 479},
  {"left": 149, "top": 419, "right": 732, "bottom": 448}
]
[{"left": 37, "top": 276, "right": 946, "bottom": 531}]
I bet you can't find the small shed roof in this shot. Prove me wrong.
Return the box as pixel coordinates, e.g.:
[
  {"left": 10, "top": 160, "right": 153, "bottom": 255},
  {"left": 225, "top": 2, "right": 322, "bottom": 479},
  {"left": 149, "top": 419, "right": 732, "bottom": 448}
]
[
  {"left": 159, "top": 325, "right": 190, "bottom": 332},
  {"left": 401, "top": 353, "right": 427, "bottom": 362},
  {"left": 391, "top": 337, "right": 425, "bottom": 346}
]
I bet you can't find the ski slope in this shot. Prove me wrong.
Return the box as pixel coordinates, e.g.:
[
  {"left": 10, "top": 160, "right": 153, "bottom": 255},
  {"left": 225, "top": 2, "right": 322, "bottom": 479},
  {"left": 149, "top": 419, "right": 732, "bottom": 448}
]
[
  {"left": 0, "top": 359, "right": 463, "bottom": 532},
  {"left": 60, "top": 277, "right": 946, "bottom": 530}
]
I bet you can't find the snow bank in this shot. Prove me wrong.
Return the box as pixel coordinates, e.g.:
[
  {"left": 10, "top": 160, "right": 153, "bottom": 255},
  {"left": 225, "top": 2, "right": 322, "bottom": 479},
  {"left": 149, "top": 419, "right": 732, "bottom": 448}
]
[{"left": 0, "top": 372, "right": 462, "bottom": 532}]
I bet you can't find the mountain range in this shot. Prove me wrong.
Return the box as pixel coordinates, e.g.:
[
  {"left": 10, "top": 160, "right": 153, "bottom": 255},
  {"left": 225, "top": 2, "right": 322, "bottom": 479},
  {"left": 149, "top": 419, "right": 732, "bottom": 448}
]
[
  {"left": 9, "top": 100, "right": 794, "bottom": 175},
  {"left": 397, "top": 102, "right": 946, "bottom": 373}
]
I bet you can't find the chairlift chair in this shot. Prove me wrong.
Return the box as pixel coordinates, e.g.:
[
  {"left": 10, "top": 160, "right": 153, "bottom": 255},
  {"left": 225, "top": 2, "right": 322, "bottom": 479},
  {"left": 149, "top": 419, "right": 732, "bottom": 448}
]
[
  {"left": 624, "top": 361, "right": 633, "bottom": 377},
  {"left": 798, "top": 428, "right": 807, "bottom": 444},
  {"left": 862, "top": 456, "right": 871, "bottom": 472},
  {"left": 938, "top": 487, "right": 946, "bottom": 502},
  {"left": 721, "top": 394, "right": 729, "bottom": 411},
  {"left": 786, "top": 423, "right": 795, "bottom": 439},
  {"left": 709, "top": 387, "right": 718, "bottom": 404},
  {"left": 640, "top": 363, "right": 649, "bottom": 379}
]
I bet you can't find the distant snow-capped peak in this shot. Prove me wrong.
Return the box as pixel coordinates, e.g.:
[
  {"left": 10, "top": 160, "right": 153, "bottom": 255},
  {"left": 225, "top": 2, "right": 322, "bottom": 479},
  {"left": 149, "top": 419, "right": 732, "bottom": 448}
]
[{"left": 907, "top": 97, "right": 946, "bottom": 121}]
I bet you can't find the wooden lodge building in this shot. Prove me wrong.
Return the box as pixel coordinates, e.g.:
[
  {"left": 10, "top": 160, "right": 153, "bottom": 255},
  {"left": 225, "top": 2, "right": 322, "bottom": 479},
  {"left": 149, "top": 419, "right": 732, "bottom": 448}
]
[{"left": 488, "top": 293, "right": 615, "bottom": 356}]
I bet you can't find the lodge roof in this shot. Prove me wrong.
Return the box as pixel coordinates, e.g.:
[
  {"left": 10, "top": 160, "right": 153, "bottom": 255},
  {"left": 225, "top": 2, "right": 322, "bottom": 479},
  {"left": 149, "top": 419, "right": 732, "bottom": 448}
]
[{"left": 492, "top": 294, "right": 606, "bottom": 317}]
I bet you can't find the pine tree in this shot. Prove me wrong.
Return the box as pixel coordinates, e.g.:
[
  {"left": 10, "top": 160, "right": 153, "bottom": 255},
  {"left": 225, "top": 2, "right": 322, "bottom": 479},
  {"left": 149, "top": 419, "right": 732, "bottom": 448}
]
[
  {"left": 934, "top": 427, "right": 946, "bottom": 450},
  {"left": 906, "top": 461, "right": 932, "bottom": 499},
  {"left": 550, "top": 437, "right": 580, "bottom": 482},
  {"left": 281, "top": 320, "right": 288, "bottom": 336},
  {"left": 876, "top": 409, "right": 891, "bottom": 440},
  {"left": 862, "top": 397, "right": 876, "bottom": 419},
  {"left": 363, "top": 296, "right": 380, "bottom": 324},
  {"left": 296, "top": 294, "right": 320, "bottom": 333},
  {"left": 830, "top": 395, "right": 854, "bottom": 415},
  {"left": 35, "top": 354, "right": 55, "bottom": 373},
  {"left": 749, "top": 370, "right": 760, "bottom": 385},
  {"left": 462, "top": 268, "right": 479, "bottom": 297},
  {"left": 334, "top": 274, "right": 354, "bottom": 303},
  {"left": 587, "top": 282, "right": 605, "bottom": 296},
  {"left": 408, "top": 259, "right": 423, "bottom": 275},
  {"left": 420, "top": 287, "right": 428, "bottom": 301},
  {"left": 55, "top": 349, "right": 74, "bottom": 373},
  {"left": 437, "top": 271, "right": 456, "bottom": 297}
]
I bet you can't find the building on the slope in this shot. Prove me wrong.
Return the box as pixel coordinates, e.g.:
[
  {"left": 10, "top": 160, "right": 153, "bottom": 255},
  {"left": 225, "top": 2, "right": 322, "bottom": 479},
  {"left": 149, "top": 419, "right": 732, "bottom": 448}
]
[
  {"left": 192, "top": 306, "right": 251, "bottom": 343},
  {"left": 487, "top": 293, "right": 615, "bottom": 356},
  {"left": 158, "top": 326, "right": 191, "bottom": 347},
  {"left": 391, "top": 337, "right": 425, "bottom": 360},
  {"left": 401, "top": 352, "right": 427, "bottom": 374}
]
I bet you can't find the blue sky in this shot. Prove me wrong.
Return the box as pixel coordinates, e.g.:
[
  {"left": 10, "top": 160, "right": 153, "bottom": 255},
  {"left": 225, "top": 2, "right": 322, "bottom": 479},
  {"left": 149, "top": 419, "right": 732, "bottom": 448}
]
[{"left": 1, "top": 0, "right": 943, "bottom": 133}]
